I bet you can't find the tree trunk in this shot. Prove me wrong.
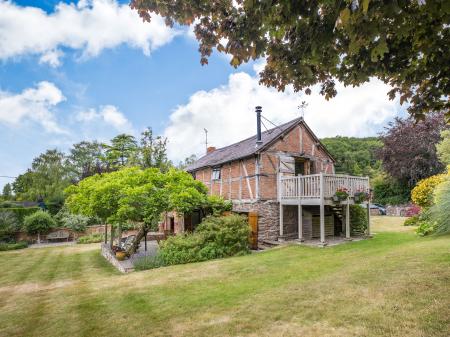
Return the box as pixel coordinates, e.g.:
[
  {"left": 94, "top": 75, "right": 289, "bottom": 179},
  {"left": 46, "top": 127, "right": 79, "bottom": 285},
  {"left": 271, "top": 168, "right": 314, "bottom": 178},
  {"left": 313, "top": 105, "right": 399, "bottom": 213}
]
[
  {"left": 117, "top": 224, "right": 122, "bottom": 248},
  {"left": 109, "top": 226, "right": 115, "bottom": 249},
  {"left": 125, "top": 225, "right": 145, "bottom": 256},
  {"left": 144, "top": 228, "right": 148, "bottom": 251},
  {"left": 37, "top": 232, "right": 41, "bottom": 244},
  {"left": 104, "top": 222, "right": 108, "bottom": 244}
]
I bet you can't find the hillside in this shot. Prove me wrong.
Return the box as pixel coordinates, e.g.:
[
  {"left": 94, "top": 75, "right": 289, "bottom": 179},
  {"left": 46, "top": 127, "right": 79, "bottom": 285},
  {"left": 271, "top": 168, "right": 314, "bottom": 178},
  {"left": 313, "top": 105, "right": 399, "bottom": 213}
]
[{"left": 321, "top": 136, "right": 382, "bottom": 177}]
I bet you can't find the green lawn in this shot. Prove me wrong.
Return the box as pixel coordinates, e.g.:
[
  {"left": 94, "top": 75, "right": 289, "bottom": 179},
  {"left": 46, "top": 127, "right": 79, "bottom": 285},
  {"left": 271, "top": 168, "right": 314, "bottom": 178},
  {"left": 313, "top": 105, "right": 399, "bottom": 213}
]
[{"left": 0, "top": 217, "right": 449, "bottom": 337}]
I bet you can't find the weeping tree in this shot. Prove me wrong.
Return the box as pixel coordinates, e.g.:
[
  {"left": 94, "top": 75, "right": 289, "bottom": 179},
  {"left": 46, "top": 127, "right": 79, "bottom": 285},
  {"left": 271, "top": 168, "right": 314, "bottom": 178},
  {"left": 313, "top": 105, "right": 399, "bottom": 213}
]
[{"left": 65, "top": 167, "right": 209, "bottom": 255}]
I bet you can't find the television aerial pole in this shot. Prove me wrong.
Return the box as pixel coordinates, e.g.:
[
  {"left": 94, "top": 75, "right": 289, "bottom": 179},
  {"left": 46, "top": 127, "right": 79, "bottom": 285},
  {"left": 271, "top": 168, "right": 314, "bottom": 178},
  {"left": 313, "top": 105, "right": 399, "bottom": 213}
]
[
  {"left": 204, "top": 128, "right": 208, "bottom": 154},
  {"left": 298, "top": 101, "right": 308, "bottom": 119}
]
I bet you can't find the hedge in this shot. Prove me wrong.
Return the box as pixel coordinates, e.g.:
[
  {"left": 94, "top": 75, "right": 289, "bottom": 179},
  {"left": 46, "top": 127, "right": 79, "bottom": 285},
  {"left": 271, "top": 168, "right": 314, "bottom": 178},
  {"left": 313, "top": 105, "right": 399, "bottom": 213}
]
[
  {"left": 0, "top": 241, "right": 28, "bottom": 251},
  {"left": 0, "top": 207, "right": 40, "bottom": 225}
]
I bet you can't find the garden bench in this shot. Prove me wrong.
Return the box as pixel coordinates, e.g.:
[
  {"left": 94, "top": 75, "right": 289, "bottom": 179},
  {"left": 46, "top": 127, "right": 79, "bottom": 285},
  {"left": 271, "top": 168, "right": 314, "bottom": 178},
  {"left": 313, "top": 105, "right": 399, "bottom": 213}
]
[
  {"left": 120, "top": 235, "right": 137, "bottom": 251},
  {"left": 47, "top": 230, "right": 70, "bottom": 242}
]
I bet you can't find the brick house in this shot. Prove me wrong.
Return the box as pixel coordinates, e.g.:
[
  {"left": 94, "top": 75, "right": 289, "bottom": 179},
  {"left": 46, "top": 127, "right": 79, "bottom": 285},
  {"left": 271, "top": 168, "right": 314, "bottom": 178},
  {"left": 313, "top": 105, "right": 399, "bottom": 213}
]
[{"left": 163, "top": 108, "right": 371, "bottom": 245}]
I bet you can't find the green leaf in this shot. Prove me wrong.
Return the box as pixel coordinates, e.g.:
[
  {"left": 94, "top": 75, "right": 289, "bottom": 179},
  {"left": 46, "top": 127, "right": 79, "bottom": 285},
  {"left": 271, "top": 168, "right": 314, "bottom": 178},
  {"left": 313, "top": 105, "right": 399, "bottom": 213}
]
[
  {"left": 339, "top": 8, "right": 351, "bottom": 26},
  {"left": 371, "top": 38, "right": 389, "bottom": 62},
  {"left": 362, "top": 0, "right": 370, "bottom": 14}
]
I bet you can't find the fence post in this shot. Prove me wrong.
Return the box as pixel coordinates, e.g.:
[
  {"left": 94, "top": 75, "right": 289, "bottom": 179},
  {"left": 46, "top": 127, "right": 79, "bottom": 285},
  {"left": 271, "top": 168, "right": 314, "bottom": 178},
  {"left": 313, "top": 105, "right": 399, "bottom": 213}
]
[{"left": 319, "top": 172, "right": 326, "bottom": 245}]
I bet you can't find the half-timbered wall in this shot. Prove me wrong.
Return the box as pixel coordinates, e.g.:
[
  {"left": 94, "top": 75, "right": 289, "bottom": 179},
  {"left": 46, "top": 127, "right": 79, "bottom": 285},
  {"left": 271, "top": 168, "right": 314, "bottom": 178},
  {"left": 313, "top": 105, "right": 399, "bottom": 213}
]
[{"left": 192, "top": 122, "right": 335, "bottom": 203}]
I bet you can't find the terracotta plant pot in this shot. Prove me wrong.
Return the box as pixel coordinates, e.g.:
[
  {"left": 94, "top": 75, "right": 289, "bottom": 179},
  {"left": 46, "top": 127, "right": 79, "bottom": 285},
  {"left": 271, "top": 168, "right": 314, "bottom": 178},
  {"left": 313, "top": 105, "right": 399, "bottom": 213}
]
[{"left": 115, "top": 251, "right": 126, "bottom": 261}]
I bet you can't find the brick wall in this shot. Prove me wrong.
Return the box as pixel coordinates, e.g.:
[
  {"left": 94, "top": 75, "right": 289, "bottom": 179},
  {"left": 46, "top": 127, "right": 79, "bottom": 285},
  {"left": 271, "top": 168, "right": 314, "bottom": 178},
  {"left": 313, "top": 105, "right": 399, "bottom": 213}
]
[{"left": 192, "top": 122, "right": 335, "bottom": 203}]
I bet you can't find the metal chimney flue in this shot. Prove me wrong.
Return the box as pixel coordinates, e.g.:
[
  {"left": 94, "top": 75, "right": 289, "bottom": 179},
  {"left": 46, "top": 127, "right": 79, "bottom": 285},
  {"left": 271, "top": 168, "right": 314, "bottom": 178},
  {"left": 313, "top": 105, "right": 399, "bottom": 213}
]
[{"left": 256, "top": 106, "right": 262, "bottom": 146}]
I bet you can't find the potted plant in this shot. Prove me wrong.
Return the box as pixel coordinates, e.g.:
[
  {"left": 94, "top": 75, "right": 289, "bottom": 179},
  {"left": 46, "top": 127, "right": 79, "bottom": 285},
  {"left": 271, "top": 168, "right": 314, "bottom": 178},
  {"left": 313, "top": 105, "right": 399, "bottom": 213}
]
[
  {"left": 113, "top": 246, "right": 127, "bottom": 260},
  {"left": 333, "top": 187, "right": 349, "bottom": 203},
  {"left": 353, "top": 190, "right": 369, "bottom": 204}
]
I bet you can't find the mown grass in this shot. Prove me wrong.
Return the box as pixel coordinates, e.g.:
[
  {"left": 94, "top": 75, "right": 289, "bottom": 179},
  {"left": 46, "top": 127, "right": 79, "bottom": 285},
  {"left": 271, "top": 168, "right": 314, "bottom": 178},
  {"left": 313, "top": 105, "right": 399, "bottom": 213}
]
[{"left": 0, "top": 216, "right": 449, "bottom": 337}]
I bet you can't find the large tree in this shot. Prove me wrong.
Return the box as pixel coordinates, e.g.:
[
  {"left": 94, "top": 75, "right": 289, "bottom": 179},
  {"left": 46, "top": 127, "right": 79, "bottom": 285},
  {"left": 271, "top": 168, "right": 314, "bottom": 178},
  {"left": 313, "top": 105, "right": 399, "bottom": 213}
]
[
  {"left": 140, "top": 127, "right": 172, "bottom": 171},
  {"left": 13, "top": 150, "right": 71, "bottom": 202},
  {"left": 105, "top": 134, "right": 139, "bottom": 169},
  {"left": 2, "top": 183, "right": 13, "bottom": 201},
  {"left": 65, "top": 167, "right": 208, "bottom": 254},
  {"left": 378, "top": 112, "right": 447, "bottom": 187},
  {"left": 131, "top": 0, "right": 449, "bottom": 120},
  {"left": 67, "top": 141, "right": 107, "bottom": 181}
]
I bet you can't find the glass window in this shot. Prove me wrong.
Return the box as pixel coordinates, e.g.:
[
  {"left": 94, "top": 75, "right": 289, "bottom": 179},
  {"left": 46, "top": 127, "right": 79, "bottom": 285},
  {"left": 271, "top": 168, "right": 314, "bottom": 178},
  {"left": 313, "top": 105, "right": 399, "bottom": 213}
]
[{"left": 212, "top": 168, "right": 221, "bottom": 180}]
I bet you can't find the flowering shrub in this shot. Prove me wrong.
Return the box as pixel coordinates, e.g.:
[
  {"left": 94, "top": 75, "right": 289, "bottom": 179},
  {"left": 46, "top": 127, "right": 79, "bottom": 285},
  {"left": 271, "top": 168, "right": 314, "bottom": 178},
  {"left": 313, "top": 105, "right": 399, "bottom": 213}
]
[
  {"left": 411, "top": 174, "right": 445, "bottom": 208},
  {"left": 405, "top": 204, "right": 421, "bottom": 217}
]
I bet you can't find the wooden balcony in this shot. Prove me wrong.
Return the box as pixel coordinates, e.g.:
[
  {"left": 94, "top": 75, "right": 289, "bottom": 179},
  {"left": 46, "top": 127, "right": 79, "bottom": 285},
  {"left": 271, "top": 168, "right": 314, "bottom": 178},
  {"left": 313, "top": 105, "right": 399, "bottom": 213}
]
[{"left": 279, "top": 173, "right": 370, "bottom": 205}]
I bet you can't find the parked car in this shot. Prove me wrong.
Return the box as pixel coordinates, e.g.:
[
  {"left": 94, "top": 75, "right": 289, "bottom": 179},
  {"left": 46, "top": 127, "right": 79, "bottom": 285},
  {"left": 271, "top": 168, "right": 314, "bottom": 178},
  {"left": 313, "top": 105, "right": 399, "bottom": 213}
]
[{"left": 360, "top": 203, "right": 386, "bottom": 215}]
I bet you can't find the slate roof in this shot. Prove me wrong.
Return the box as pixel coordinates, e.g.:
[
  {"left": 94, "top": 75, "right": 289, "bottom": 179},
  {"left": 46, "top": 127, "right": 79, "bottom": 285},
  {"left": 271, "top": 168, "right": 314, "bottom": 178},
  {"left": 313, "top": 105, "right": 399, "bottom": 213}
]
[{"left": 187, "top": 117, "right": 334, "bottom": 172}]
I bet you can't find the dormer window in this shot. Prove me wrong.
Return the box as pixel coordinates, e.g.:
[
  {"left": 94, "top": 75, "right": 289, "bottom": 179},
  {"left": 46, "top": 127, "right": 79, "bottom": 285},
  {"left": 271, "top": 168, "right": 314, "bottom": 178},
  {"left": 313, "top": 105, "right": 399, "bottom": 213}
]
[{"left": 212, "top": 168, "right": 221, "bottom": 180}]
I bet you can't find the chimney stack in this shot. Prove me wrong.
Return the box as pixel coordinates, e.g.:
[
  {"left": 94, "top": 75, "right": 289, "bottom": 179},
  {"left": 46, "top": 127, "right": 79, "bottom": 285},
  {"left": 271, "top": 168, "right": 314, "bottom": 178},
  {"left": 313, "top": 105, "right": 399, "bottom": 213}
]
[
  {"left": 207, "top": 146, "right": 216, "bottom": 154},
  {"left": 256, "top": 106, "right": 262, "bottom": 146}
]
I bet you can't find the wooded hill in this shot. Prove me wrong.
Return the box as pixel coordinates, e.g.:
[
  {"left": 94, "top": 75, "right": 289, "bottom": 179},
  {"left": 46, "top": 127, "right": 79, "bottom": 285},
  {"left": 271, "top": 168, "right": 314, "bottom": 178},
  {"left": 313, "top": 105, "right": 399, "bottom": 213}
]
[{"left": 320, "top": 136, "right": 382, "bottom": 178}]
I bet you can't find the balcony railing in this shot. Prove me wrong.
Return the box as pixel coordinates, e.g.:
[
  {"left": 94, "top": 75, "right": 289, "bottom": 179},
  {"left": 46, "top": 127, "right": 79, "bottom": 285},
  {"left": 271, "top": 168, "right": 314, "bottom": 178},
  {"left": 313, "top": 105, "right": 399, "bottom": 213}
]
[{"left": 279, "top": 173, "right": 370, "bottom": 202}]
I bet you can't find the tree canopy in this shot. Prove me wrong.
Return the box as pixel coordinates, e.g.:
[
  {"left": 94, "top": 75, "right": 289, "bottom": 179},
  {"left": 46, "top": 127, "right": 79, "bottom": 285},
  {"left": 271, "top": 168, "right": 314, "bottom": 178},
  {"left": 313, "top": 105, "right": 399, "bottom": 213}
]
[
  {"left": 131, "top": 0, "right": 449, "bottom": 120},
  {"left": 65, "top": 167, "right": 208, "bottom": 226},
  {"left": 65, "top": 167, "right": 209, "bottom": 254},
  {"left": 378, "top": 112, "right": 447, "bottom": 186},
  {"left": 13, "top": 150, "right": 72, "bottom": 203},
  {"left": 11, "top": 128, "right": 172, "bottom": 203}
]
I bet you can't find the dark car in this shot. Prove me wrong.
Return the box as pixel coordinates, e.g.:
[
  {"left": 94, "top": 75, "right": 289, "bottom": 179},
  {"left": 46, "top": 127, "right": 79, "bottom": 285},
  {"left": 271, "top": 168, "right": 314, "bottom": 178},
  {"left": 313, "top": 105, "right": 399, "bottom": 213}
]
[{"left": 359, "top": 203, "right": 387, "bottom": 215}]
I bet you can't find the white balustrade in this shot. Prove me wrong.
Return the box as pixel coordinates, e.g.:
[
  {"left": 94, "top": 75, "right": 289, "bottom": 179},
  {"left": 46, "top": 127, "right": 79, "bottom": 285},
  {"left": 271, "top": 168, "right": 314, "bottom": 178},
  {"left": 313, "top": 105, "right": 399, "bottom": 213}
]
[{"left": 279, "top": 174, "right": 369, "bottom": 201}]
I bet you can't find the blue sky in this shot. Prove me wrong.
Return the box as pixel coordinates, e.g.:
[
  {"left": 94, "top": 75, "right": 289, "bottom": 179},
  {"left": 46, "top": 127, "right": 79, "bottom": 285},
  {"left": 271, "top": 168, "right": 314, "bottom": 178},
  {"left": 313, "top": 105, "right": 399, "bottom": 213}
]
[{"left": 0, "top": 0, "right": 405, "bottom": 189}]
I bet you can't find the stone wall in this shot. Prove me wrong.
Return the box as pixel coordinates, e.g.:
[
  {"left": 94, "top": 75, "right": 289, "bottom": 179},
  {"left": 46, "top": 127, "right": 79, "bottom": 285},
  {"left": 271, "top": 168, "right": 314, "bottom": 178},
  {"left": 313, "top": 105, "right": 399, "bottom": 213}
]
[
  {"left": 15, "top": 224, "right": 137, "bottom": 243},
  {"left": 232, "top": 201, "right": 335, "bottom": 242},
  {"left": 386, "top": 204, "right": 421, "bottom": 217},
  {"left": 101, "top": 243, "right": 134, "bottom": 273},
  {"left": 233, "top": 200, "right": 280, "bottom": 241}
]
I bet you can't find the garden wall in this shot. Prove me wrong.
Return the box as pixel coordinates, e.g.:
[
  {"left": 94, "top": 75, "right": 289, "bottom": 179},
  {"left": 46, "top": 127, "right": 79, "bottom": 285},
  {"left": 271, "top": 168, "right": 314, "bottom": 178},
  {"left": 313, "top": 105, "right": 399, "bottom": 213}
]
[
  {"left": 14, "top": 225, "right": 138, "bottom": 243},
  {"left": 386, "top": 204, "right": 420, "bottom": 217}
]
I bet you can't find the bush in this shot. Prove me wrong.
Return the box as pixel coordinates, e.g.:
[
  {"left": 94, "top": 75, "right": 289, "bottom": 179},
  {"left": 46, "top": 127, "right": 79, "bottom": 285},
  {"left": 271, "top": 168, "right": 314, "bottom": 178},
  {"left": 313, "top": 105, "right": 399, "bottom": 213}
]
[
  {"left": 0, "top": 241, "right": 28, "bottom": 251},
  {"left": 158, "top": 233, "right": 204, "bottom": 265},
  {"left": 372, "top": 175, "right": 410, "bottom": 205},
  {"left": 23, "top": 211, "right": 56, "bottom": 243},
  {"left": 0, "top": 211, "right": 21, "bottom": 241},
  {"left": 133, "top": 255, "right": 166, "bottom": 271},
  {"left": 404, "top": 215, "right": 421, "bottom": 226},
  {"left": 0, "top": 207, "right": 40, "bottom": 225},
  {"left": 349, "top": 205, "right": 368, "bottom": 235},
  {"left": 77, "top": 233, "right": 104, "bottom": 244},
  {"left": 159, "top": 214, "right": 250, "bottom": 266},
  {"left": 416, "top": 221, "right": 435, "bottom": 236},
  {"left": 195, "top": 215, "right": 251, "bottom": 258},
  {"left": 429, "top": 178, "right": 450, "bottom": 235},
  {"left": 0, "top": 201, "right": 21, "bottom": 208},
  {"left": 205, "top": 195, "right": 233, "bottom": 215},
  {"left": 411, "top": 174, "right": 446, "bottom": 208}
]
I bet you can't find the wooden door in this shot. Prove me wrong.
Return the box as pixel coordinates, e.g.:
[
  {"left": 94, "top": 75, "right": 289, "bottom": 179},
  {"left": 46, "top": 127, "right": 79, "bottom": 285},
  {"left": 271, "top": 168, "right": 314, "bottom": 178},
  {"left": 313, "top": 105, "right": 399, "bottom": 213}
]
[{"left": 248, "top": 212, "right": 258, "bottom": 249}]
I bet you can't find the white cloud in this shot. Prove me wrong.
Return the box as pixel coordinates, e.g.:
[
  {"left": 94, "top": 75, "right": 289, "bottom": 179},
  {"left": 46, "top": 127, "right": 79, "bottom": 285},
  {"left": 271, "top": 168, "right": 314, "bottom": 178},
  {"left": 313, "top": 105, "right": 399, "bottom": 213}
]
[
  {"left": 0, "top": 0, "right": 179, "bottom": 66},
  {"left": 39, "top": 49, "right": 64, "bottom": 67},
  {"left": 75, "top": 105, "right": 133, "bottom": 133},
  {"left": 0, "top": 81, "right": 67, "bottom": 133},
  {"left": 164, "top": 72, "right": 403, "bottom": 162}
]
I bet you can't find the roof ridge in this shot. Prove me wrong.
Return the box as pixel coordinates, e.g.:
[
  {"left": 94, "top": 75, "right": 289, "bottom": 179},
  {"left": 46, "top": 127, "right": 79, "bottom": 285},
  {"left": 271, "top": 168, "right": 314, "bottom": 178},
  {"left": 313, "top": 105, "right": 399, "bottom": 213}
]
[
  {"left": 186, "top": 117, "right": 304, "bottom": 172},
  {"left": 206, "top": 117, "right": 302, "bottom": 154}
]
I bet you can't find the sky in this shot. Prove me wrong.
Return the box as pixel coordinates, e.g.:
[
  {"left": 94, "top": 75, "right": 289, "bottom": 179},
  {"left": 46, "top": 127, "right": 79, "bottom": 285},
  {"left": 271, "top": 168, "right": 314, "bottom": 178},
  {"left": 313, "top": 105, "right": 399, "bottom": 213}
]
[{"left": 0, "top": 0, "right": 406, "bottom": 189}]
